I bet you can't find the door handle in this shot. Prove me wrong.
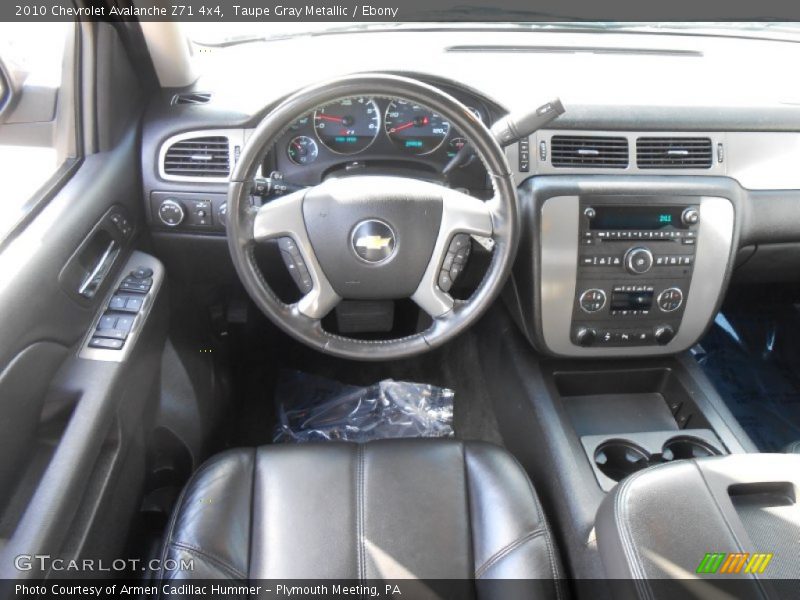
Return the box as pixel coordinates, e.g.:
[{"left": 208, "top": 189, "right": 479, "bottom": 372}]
[{"left": 78, "top": 239, "right": 119, "bottom": 298}]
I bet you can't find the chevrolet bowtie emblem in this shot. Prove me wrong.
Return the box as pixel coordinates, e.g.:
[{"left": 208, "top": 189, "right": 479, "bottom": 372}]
[
  {"left": 351, "top": 220, "right": 396, "bottom": 263},
  {"left": 355, "top": 235, "right": 393, "bottom": 250}
]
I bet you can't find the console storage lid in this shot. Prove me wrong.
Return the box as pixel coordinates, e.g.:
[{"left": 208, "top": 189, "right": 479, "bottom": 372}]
[{"left": 595, "top": 454, "right": 800, "bottom": 599}]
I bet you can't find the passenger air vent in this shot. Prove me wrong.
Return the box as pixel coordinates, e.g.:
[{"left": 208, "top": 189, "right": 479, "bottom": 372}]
[
  {"left": 172, "top": 92, "right": 212, "bottom": 105},
  {"left": 163, "top": 136, "right": 230, "bottom": 178},
  {"left": 550, "top": 135, "right": 629, "bottom": 168},
  {"left": 636, "top": 137, "right": 712, "bottom": 169}
]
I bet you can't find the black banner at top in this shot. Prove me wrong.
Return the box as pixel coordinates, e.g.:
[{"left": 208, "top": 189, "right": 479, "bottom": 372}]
[{"left": 4, "top": 0, "right": 800, "bottom": 22}]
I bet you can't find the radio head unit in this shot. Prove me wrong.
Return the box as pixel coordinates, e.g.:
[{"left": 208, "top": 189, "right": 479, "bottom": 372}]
[
  {"left": 571, "top": 196, "right": 702, "bottom": 348},
  {"left": 586, "top": 205, "right": 697, "bottom": 232}
]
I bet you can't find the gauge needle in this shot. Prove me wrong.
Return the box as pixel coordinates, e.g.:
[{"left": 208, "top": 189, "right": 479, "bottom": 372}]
[
  {"left": 315, "top": 114, "right": 345, "bottom": 123},
  {"left": 391, "top": 116, "right": 428, "bottom": 133},
  {"left": 390, "top": 121, "right": 416, "bottom": 133}
]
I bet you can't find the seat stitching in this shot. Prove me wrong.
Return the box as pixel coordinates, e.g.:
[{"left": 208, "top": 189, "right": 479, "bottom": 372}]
[
  {"left": 357, "top": 444, "right": 365, "bottom": 582},
  {"left": 170, "top": 541, "right": 248, "bottom": 579},
  {"left": 157, "top": 455, "right": 223, "bottom": 597},
  {"left": 615, "top": 469, "right": 655, "bottom": 600},
  {"left": 462, "top": 442, "right": 476, "bottom": 581},
  {"left": 247, "top": 447, "right": 257, "bottom": 582},
  {"left": 474, "top": 529, "right": 546, "bottom": 578},
  {"left": 508, "top": 451, "right": 563, "bottom": 599}
]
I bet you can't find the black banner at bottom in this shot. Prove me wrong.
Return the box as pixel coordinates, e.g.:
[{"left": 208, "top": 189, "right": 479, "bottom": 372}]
[{"left": 1, "top": 579, "right": 798, "bottom": 600}]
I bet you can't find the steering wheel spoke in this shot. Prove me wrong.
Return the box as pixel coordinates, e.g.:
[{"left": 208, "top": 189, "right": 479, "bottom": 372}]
[
  {"left": 252, "top": 190, "right": 341, "bottom": 320},
  {"left": 411, "top": 189, "right": 495, "bottom": 318}
]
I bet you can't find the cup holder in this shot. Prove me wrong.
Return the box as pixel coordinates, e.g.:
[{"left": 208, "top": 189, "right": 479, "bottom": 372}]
[
  {"left": 662, "top": 436, "right": 721, "bottom": 461},
  {"left": 594, "top": 440, "right": 652, "bottom": 482}
]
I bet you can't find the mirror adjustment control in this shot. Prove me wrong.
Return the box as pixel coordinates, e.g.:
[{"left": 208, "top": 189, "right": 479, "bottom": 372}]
[{"left": 158, "top": 199, "right": 185, "bottom": 227}]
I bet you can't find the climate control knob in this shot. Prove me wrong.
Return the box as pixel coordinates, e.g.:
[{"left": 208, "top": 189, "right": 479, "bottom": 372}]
[
  {"left": 579, "top": 289, "right": 606, "bottom": 313},
  {"left": 657, "top": 287, "right": 684, "bottom": 312},
  {"left": 654, "top": 325, "right": 676, "bottom": 345},
  {"left": 624, "top": 247, "right": 654, "bottom": 275},
  {"left": 158, "top": 199, "right": 185, "bottom": 227},
  {"left": 575, "top": 327, "right": 597, "bottom": 347}
]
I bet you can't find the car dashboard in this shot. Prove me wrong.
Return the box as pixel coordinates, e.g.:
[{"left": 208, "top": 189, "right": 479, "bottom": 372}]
[{"left": 140, "top": 28, "right": 800, "bottom": 358}]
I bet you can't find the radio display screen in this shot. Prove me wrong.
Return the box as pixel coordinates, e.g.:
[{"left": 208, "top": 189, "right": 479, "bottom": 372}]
[{"left": 589, "top": 206, "right": 685, "bottom": 230}]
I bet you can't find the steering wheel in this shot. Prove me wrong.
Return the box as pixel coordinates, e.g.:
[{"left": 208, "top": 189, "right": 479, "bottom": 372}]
[{"left": 226, "top": 74, "right": 519, "bottom": 360}]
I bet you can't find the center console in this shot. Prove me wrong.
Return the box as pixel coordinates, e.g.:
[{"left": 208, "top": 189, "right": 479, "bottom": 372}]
[
  {"left": 572, "top": 198, "right": 699, "bottom": 348},
  {"left": 596, "top": 453, "right": 800, "bottom": 596},
  {"left": 511, "top": 176, "right": 740, "bottom": 358}
]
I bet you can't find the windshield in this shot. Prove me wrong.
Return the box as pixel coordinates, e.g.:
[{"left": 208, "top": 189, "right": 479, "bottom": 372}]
[{"left": 183, "top": 22, "right": 800, "bottom": 46}]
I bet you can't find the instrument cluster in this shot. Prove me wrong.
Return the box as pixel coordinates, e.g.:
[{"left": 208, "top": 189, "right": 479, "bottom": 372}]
[{"left": 269, "top": 92, "right": 496, "bottom": 192}]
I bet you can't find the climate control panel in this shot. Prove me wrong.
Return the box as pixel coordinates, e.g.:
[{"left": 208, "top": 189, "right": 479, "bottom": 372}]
[{"left": 571, "top": 199, "right": 699, "bottom": 348}]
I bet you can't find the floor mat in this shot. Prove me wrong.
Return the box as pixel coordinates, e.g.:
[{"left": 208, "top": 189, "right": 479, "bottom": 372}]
[
  {"left": 693, "top": 303, "right": 800, "bottom": 452},
  {"left": 226, "top": 318, "right": 504, "bottom": 447},
  {"left": 273, "top": 370, "right": 454, "bottom": 442}
]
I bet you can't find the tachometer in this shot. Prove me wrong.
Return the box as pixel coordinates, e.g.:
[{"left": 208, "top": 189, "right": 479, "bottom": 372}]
[
  {"left": 313, "top": 97, "right": 380, "bottom": 154},
  {"left": 287, "top": 135, "right": 318, "bottom": 165},
  {"left": 385, "top": 100, "right": 450, "bottom": 155}
]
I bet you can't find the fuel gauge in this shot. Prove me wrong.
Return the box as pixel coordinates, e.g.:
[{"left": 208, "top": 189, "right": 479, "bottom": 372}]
[
  {"left": 287, "top": 135, "right": 319, "bottom": 165},
  {"left": 447, "top": 137, "right": 468, "bottom": 158}
]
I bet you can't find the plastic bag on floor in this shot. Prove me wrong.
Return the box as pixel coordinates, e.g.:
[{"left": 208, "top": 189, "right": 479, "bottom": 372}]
[{"left": 273, "top": 371, "right": 454, "bottom": 443}]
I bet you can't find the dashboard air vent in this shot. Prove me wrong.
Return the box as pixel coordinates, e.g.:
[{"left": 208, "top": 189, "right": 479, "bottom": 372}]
[
  {"left": 172, "top": 92, "right": 212, "bottom": 105},
  {"left": 163, "top": 136, "right": 230, "bottom": 178},
  {"left": 636, "top": 137, "right": 712, "bottom": 169},
  {"left": 550, "top": 135, "right": 629, "bottom": 168}
]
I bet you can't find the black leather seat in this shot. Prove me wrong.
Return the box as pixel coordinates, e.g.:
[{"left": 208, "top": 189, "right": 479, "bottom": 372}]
[{"left": 161, "top": 439, "right": 563, "bottom": 592}]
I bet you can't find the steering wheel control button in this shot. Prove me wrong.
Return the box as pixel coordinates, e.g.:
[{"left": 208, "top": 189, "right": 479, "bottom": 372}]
[
  {"left": 351, "top": 220, "right": 397, "bottom": 264},
  {"left": 438, "top": 271, "right": 454, "bottom": 292},
  {"left": 278, "top": 237, "right": 313, "bottom": 294},
  {"left": 624, "top": 247, "right": 654, "bottom": 275},
  {"left": 157, "top": 198, "right": 185, "bottom": 227},
  {"left": 438, "top": 234, "right": 473, "bottom": 292},
  {"left": 579, "top": 289, "right": 607, "bottom": 313},
  {"left": 657, "top": 288, "right": 684, "bottom": 312},
  {"left": 449, "top": 233, "right": 471, "bottom": 253}
]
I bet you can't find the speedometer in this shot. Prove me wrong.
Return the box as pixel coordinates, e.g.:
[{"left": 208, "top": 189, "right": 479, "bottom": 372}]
[
  {"left": 384, "top": 100, "right": 450, "bottom": 155},
  {"left": 313, "top": 97, "right": 380, "bottom": 155}
]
